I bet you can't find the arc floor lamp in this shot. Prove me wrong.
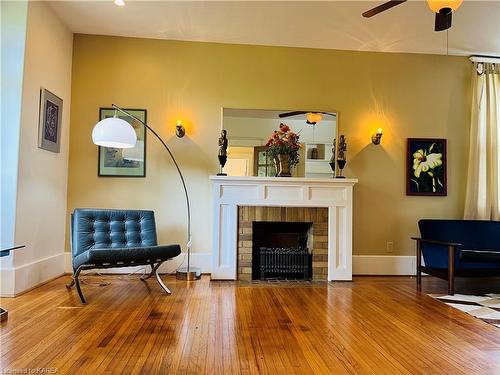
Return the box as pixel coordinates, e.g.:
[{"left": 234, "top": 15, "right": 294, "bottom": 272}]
[{"left": 92, "top": 104, "right": 201, "bottom": 280}]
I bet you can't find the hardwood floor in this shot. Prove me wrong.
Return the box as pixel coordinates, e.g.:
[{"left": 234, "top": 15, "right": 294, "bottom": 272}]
[{"left": 1, "top": 275, "right": 499, "bottom": 374}]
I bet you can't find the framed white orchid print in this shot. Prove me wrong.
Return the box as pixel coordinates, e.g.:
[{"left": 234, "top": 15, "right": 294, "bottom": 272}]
[{"left": 407, "top": 138, "right": 447, "bottom": 196}]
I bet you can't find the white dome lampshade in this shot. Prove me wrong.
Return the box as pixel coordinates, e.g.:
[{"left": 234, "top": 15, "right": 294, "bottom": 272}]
[{"left": 92, "top": 117, "right": 137, "bottom": 148}]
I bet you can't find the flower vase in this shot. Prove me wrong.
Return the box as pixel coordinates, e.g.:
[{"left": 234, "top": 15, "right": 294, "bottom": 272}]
[
  {"left": 277, "top": 153, "right": 292, "bottom": 177},
  {"left": 273, "top": 157, "right": 280, "bottom": 177}
]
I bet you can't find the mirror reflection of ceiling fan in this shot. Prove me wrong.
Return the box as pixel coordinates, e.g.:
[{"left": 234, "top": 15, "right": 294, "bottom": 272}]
[
  {"left": 362, "top": 0, "right": 463, "bottom": 32},
  {"left": 278, "top": 111, "right": 336, "bottom": 125}
]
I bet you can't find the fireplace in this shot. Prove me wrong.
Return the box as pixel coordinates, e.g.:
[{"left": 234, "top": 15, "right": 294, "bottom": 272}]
[
  {"left": 252, "top": 222, "right": 313, "bottom": 280},
  {"left": 211, "top": 176, "right": 357, "bottom": 281},
  {"left": 237, "top": 206, "right": 328, "bottom": 281}
]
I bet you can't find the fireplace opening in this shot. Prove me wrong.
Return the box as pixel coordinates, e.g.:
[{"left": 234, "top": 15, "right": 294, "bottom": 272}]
[{"left": 252, "top": 221, "right": 313, "bottom": 280}]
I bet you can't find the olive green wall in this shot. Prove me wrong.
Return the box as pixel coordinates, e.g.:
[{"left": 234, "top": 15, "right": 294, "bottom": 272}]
[{"left": 68, "top": 34, "right": 471, "bottom": 258}]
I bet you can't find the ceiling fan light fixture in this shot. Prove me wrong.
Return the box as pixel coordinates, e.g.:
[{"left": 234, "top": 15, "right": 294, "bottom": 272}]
[
  {"left": 426, "top": 0, "right": 462, "bottom": 13},
  {"left": 306, "top": 112, "right": 322, "bottom": 125}
]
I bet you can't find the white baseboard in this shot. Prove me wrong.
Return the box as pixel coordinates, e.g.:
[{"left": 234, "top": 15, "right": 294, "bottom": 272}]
[
  {"left": 0, "top": 252, "right": 66, "bottom": 297},
  {"left": 64, "top": 252, "right": 213, "bottom": 275},
  {"left": 353, "top": 255, "right": 416, "bottom": 276},
  {"left": 64, "top": 253, "right": 414, "bottom": 276},
  {"left": 0, "top": 253, "right": 412, "bottom": 296}
]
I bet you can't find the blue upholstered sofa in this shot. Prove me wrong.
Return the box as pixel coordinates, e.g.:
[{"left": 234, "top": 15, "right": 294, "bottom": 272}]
[
  {"left": 413, "top": 219, "right": 500, "bottom": 295},
  {"left": 67, "top": 209, "right": 181, "bottom": 303}
]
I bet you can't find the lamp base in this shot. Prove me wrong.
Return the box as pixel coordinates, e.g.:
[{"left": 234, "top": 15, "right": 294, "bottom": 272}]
[{"left": 176, "top": 266, "right": 202, "bottom": 281}]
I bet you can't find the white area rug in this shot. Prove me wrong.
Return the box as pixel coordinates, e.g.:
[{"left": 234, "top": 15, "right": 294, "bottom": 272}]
[{"left": 430, "top": 293, "right": 500, "bottom": 329}]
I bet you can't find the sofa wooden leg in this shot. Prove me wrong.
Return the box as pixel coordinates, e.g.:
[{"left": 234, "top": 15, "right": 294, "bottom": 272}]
[
  {"left": 448, "top": 278, "right": 454, "bottom": 296},
  {"left": 448, "top": 245, "right": 455, "bottom": 296},
  {"left": 416, "top": 240, "right": 422, "bottom": 292}
]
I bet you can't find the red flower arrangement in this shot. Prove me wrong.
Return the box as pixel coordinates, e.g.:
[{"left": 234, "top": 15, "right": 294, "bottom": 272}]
[{"left": 265, "top": 123, "right": 301, "bottom": 167}]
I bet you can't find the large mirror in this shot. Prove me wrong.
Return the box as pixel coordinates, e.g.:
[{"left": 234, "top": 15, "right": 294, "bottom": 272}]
[{"left": 222, "top": 108, "right": 337, "bottom": 178}]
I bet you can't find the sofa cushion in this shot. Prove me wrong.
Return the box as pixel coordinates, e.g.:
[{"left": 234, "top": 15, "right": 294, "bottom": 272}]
[
  {"left": 460, "top": 249, "right": 500, "bottom": 263},
  {"left": 73, "top": 244, "right": 181, "bottom": 269}
]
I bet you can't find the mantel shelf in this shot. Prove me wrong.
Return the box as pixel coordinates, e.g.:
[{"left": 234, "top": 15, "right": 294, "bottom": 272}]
[{"left": 209, "top": 175, "right": 358, "bottom": 185}]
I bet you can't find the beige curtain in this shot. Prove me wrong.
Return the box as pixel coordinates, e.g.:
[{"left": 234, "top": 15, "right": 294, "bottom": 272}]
[{"left": 464, "top": 62, "right": 500, "bottom": 220}]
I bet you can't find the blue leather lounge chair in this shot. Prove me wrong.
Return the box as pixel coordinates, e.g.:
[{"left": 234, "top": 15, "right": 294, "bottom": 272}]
[{"left": 66, "top": 209, "right": 181, "bottom": 303}]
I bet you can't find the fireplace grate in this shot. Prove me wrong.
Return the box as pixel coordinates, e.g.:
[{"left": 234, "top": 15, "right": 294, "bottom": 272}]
[{"left": 259, "top": 247, "right": 312, "bottom": 280}]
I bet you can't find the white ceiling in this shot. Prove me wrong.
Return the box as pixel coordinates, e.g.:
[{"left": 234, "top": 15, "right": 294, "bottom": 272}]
[{"left": 48, "top": 0, "right": 500, "bottom": 56}]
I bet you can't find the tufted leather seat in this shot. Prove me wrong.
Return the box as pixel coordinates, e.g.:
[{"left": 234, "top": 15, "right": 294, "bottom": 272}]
[
  {"left": 72, "top": 246, "right": 179, "bottom": 269},
  {"left": 68, "top": 208, "right": 181, "bottom": 303}
]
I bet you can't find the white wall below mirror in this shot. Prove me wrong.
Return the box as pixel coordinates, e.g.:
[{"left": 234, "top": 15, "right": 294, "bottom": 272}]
[{"left": 223, "top": 108, "right": 337, "bottom": 178}]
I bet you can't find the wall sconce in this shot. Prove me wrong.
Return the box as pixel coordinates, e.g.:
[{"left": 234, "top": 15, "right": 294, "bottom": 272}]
[
  {"left": 371, "top": 128, "right": 383, "bottom": 145},
  {"left": 175, "top": 120, "right": 186, "bottom": 138}
]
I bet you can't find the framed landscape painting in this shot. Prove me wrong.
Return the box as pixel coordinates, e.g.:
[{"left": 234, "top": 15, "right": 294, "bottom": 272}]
[
  {"left": 98, "top": 108, "right": 146, "bottom": 177},
  {"left": 38, "top": 88, "right": 63, "bottom": 153},
  {"left": 406, "top": 138, "right": 447, "bottom": 196}
]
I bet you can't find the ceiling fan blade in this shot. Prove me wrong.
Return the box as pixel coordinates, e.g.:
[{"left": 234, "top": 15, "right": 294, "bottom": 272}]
[
  {"left": 435, "top": 10, "right": 452, "bottom": 31},
  {"left": 362, "top": 0, "right": 407, "bottom": 18},
  {"left": 279, "top": 111, "right": 308, "bottom": 118},
  {"left": 317, "top": 111, "right": 336, "bottom": 117}
]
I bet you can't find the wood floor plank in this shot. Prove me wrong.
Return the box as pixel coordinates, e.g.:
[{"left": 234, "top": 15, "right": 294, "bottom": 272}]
[{"left": 1, "top": 275, "right": 500, "bottom": 374}]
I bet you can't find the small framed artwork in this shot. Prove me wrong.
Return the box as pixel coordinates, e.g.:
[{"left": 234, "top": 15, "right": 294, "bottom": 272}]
[
  {"left": 38, "top": 88, "right": 63, "bottom": 153},
  {"left": 98, "top": 108, "right": 147, "bottom": 177},
  {"left": 407, "top": 138, "right": 447, "bottom": 196}
]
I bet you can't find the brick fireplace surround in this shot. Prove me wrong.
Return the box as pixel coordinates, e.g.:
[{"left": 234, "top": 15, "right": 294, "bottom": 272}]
[{"left": 238, "top": 207, "right": 328, "bottom": 281}]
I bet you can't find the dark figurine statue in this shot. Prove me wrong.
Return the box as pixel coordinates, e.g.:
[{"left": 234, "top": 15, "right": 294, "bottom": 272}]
[
  {"left": 336, "top": 135, "right": 347, "bottom": 178},
  {"left": 217, "top": 129, "right": 228, "bottom": 176},
  {"left": 218, "top": 129, "right": 228, "bottom": 157}
]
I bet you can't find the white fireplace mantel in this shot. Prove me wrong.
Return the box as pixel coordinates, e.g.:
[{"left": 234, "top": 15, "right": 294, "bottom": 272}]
[{"left": 210, "top": 176, "right": 358, "bottom": 281}]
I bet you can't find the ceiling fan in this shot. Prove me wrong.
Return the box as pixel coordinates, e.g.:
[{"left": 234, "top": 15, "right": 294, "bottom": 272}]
[
  {"left": 279, "top": 111, "right": 336, "bottom": 125},
  {"left": 362, "top": 0, "right": 463, "bottom": 32}
]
